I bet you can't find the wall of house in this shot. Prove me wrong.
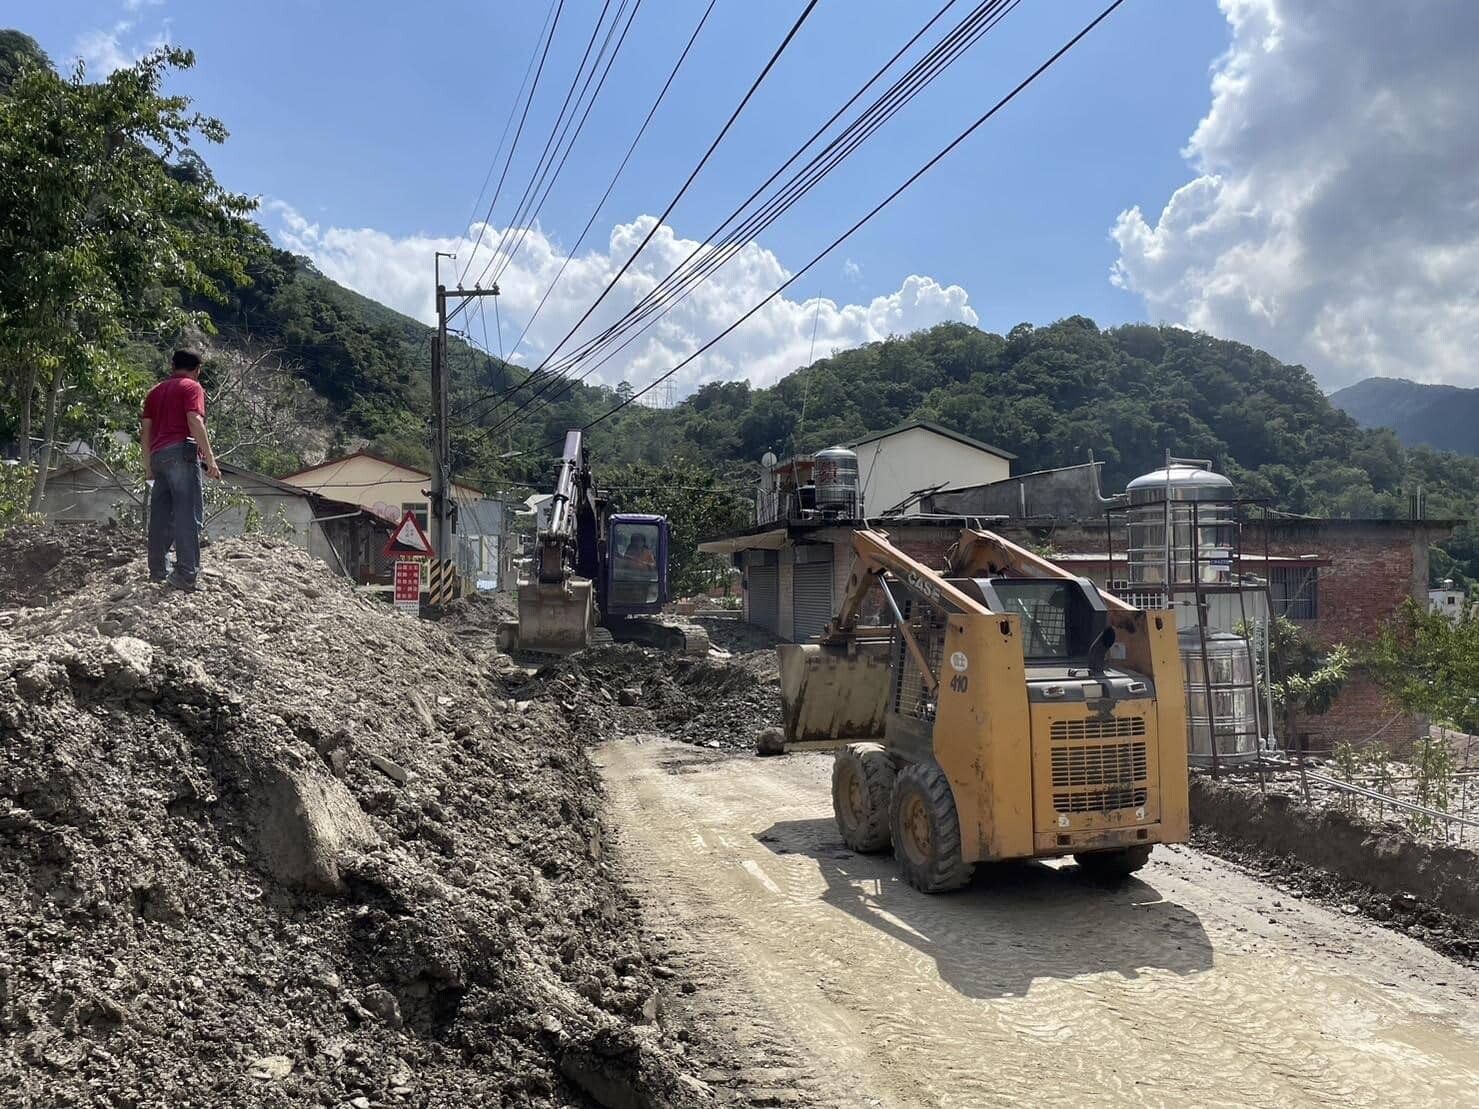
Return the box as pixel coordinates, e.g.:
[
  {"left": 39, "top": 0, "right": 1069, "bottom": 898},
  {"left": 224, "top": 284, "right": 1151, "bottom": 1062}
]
[
  {"left": 855, "top": 428, "right": 1010, "bottom": 516},
  {"left": 282, "top": 455, "right": 481, "bottom": 525}
]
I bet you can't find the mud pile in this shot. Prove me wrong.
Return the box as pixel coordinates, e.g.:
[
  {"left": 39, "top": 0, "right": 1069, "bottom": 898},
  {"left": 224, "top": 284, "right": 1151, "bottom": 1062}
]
[
  {"left": 0, "top": 534, "right": 707, "bottom": 1106},
  {"left": 0, "top": 522, "right": 136, "bottom": 609},
  {"left": 514, "top": 643, "right": 781, "bottom": 751}
]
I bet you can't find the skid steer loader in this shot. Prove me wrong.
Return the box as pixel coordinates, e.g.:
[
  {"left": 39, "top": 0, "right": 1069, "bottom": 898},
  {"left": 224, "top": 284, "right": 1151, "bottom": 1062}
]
[{"left": 777, "top": 528, "right": 1189, "bottom": 892}]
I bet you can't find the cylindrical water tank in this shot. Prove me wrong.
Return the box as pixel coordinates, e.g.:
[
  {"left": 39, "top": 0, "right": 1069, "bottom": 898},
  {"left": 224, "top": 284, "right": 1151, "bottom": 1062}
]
[
  {"left": 813, "top": 446, "right": 859, "bottom": 513},
  {"left": 1179, "top": 628, "right": 1261, "bottom": 764},
  {"left": 1126, "top": 464, "right": 1236, "bottom": 585}
]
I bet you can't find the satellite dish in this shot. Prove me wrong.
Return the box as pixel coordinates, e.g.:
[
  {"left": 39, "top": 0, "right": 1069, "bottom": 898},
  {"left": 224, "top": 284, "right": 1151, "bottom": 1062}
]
[{"left": 760, "top": 451, "right": 778, "bottom": 468}]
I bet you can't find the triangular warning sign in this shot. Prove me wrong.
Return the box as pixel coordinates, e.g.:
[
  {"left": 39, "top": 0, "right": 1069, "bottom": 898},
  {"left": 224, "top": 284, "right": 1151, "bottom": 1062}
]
[{"left": 383, "top": 510, "right": 436, "bottom": 559}]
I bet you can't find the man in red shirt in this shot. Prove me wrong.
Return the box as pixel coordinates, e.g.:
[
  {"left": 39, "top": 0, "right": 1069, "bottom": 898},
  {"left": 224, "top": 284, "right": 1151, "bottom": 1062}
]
[{"left": 140, "top": 349, "right": 221, "bottom": 590}]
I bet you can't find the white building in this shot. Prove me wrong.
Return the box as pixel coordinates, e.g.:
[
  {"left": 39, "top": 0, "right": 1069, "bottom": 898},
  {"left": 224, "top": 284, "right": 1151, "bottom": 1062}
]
[
  {"left": 850, "top": 421, "right": 1014, "bottom": 516},
  {"left": 1429, "top": 579, "right": 1468, "bottom": 623}
]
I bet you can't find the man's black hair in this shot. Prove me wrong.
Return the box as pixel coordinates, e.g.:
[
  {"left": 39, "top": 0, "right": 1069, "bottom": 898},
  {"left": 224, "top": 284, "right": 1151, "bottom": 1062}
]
[{"left": 171, "top": 349, "right": 203, "bottom": 371}]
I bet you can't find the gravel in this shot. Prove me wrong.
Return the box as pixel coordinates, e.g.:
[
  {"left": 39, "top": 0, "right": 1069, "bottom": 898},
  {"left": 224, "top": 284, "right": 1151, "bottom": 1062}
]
[{"left": 0, "top": 528, "right": 710, "bottom": 1107}]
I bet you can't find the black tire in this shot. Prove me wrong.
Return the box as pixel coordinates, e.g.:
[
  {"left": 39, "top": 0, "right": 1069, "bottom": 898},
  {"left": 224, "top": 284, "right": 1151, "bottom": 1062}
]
[
  {"left": 890, "top": 761, "right": 974, "bottom": 893},
  {"left": 832, "top": 744, "right": 896, "bottom": 853},
  {"left": 1074, "top": 845, "right": 1153, "bottom": 882}
]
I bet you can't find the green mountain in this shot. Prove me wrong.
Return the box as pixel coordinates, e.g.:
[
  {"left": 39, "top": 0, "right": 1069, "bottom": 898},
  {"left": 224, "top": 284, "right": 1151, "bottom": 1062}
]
[{"left": 1329, "top": 377, "right": 1479, "bottom": 456}]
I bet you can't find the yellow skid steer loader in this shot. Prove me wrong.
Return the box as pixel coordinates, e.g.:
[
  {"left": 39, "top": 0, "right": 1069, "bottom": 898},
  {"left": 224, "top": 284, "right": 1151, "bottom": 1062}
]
[{"left": 777, "top": 528, "right": 1189, "bottom": 892}]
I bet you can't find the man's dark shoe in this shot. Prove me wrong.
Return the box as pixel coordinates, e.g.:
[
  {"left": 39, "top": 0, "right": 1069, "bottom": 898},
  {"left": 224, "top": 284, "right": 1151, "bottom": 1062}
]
[
  {"left": 149, "top": 574, "right": 168, "bottom": 583},
  {"left": 165, "top": 573, "right": 198, "bottom": 592}
]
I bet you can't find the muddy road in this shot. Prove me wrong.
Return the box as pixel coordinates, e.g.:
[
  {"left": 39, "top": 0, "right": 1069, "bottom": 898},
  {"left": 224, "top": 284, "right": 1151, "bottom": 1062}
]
[{"left": 598, "top": 737, "right": 1479, "bottom": 1108}]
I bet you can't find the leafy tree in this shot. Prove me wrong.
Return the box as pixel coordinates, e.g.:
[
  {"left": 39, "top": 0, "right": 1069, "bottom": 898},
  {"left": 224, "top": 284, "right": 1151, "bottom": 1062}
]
[
  {"left": 1242, "top": 615, "right": 1350, "bottom": 748},
  {"left": 0, "top": 29, "right": 49, "bottom": 93},
  {"left": 0, "top": 43, "right": 257, "bottom": 505}
]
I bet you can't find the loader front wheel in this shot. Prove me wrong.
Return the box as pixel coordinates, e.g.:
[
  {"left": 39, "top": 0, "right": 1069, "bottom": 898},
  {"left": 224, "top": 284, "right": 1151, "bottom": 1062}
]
[
  {"left": 1074, "top": 845, "right": 1153, "bottom": 882},
  {"left": 890, "top": 762, "right": 974, "bottom": 893},
  {"left": 832, "top": 743, "right": 895, "bottom": 853}
]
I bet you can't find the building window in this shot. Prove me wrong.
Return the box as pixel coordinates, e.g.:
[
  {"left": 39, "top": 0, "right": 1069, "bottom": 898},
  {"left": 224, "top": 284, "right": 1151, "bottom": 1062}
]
[
  {"left": 1107, "top": 580, "right": 1167, "bottom": 610},
  {"left": 1271, "top": 566, "right": 1318, "bottom": 620},
  {"left": 401, "top": 502, "right": 429, "bottom": 532}
]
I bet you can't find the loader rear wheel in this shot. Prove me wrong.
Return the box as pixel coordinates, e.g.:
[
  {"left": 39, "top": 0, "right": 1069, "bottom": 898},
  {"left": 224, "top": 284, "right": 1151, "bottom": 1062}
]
[
  {"left": 1074, "top": 845, "right": 1153, "bottom": 882},
  {"left": 890, "top": 762, "right": 974, "bottom": 893},
  {"left": 832, "top": 744, "right": 895, "bottom": 853}
]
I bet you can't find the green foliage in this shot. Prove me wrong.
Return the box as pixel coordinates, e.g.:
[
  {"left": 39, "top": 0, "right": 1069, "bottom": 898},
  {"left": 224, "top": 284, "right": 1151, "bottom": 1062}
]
[
  {"left": 600, "top": 458, "right": 750, "bottom": 597},
  {"left": 0, "top": 29, "right": 50, "bottom": 94},
  {"left": 1364, "top": 598, "right": 1479, "bottom": 733},
  {"left": 1241, "top": 615, "right": 1350, "bottom": 719},
  {"left": 0, "top": 463, "right": 41, "bottom": 532},
  {"left": 0, "top": 42, "right": 258, "bottom": 495}
]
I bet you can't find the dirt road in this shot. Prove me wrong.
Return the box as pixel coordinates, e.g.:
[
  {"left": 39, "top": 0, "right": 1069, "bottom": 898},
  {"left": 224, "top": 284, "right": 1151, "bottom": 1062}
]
[{"left": 598, "top": 737, "right": 1479, "bottom": 1108}]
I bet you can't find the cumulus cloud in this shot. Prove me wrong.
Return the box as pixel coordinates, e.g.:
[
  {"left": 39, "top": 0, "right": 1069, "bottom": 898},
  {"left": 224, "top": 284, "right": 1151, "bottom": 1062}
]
[
  {"left": 1111, "top": 0, "right": 1479, "bottom": 389},
  {"left": 266, "top": 202, "right": 978, "bottom": 394},
  {"left": 75, "top": 15, "right": 170, "bottom": 77}
]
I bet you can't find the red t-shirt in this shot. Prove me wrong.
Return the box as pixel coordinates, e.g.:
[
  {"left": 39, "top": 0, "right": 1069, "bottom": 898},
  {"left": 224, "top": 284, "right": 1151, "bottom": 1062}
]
[{"left": 142, "top": 373, "right": 206, "bottom": 455}]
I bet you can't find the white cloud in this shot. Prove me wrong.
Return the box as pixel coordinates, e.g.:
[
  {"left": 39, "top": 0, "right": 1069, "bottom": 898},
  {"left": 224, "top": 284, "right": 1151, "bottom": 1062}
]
[
  {"left": 1111, "top": 0, "right": 1479, "bottom": 389},
  {"left": 265, "top": 202, "right": 979, "bottom": 394},
  {"left": 75, "top": 15, "right": 170, "bottom": 77},
  {"left": 842, "top": 258, "right": 862, "bottom": 281}
]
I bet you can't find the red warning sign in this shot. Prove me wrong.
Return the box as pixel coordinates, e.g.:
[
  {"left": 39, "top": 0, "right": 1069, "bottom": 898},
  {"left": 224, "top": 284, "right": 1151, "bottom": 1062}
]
[
  {"left": 394, "top": 560, "right": 421, "bottom": 614},
  {"left": 383, "top": 509, "right": 435, "bottom": 560}
]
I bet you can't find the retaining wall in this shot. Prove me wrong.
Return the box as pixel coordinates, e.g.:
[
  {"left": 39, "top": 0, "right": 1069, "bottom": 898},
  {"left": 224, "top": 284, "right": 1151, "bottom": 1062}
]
[{"left": 1189, "top": 777, "right": 1479, "bottom": 920}]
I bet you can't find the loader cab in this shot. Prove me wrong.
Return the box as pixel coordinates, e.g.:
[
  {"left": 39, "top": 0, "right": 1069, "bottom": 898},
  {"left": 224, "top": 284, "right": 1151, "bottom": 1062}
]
[
  {"left": 969, "top": 577, "right": 1108, "bottom": 663},
  {"left": 605, "top": 514, "right": 670, "bottom": 615}
]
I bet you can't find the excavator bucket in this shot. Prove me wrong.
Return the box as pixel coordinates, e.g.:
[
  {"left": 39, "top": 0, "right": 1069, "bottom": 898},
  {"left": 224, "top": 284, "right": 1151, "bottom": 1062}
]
[
  {"left": 776, "top": 640, "right": 891, "bottom": 749},
  {"left": 504, "top": 578, "right": 595, "bottom": 655}
]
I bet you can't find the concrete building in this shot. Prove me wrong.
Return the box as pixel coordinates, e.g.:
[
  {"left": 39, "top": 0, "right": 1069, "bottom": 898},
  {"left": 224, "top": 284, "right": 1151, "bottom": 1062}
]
[
  {"left": 1429, "top": 580, "right": 1468, "bottom": 623},
  {"left": 849, "top": 422, "right": 1014, "bottom": 515},
  {"left": 40, "top": 456, "right": 391, "bottom": 582}
]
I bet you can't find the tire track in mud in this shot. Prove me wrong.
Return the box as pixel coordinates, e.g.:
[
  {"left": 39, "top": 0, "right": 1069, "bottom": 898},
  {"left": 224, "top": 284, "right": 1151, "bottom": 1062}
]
[{"left": 599, "top": 738, "right": 1479, "bottom": 1109}]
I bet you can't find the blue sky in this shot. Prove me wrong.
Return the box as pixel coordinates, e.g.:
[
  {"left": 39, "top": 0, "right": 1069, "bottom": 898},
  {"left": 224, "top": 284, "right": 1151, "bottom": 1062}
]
[{"left": 24, "top": 3, "right": 1479, "bottom": 392}]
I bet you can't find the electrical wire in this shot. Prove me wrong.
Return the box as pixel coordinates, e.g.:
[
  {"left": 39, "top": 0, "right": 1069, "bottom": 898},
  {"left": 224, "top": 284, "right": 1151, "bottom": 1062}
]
[
  {"left": 452, "top": 0, "right": 558, "bottom": 267},
  {"left": 570, "top": 0, "right": 1129, "bottom": 439},
  {"left": 457, "top": 0, "right": 566, "bottom": 287},
  {"left": 459, "top": 0, "right": 819, "bottom": 381},
  {"left": 467, "top": 0, "right": 629, "bottom": 294},
  {"left": 466, "top": 0, "right": 1016, "bottom": 435}
]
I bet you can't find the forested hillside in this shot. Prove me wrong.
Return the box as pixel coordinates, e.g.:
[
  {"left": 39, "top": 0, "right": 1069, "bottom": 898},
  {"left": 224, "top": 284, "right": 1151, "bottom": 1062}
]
[{"left": 1330, "top": 377, "right": 1479, "bottom": 457}]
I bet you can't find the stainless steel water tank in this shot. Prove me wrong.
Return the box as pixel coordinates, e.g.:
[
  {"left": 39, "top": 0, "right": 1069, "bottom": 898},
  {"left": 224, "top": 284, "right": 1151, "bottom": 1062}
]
[
  {"left": 1126, "top": 463, "right": 1236, "bottom": 585},
  {"left": 813, "top": 446, "right": 859, "bottom": 513},
  {"left": 1179, "top": 627, "right": 1261, "bottom": 764}
]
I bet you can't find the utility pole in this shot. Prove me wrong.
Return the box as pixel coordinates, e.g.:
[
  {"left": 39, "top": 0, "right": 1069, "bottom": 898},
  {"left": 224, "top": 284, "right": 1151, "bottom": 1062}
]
[{"left": 430, "top": 251, "right": 500, "bottom": 563}]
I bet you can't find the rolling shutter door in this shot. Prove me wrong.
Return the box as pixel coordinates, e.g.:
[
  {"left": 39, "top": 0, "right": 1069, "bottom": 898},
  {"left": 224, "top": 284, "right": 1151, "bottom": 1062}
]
[
  {"left": 748, "top": 561, "right": 779, "bottom": 635},
  {"left": 792, "top": 559, "right": 835, "bottom": 643}
]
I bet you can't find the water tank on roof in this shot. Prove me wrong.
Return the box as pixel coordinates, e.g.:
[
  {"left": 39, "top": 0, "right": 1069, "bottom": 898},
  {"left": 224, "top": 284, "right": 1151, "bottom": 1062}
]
[
  {"left": 813, "top": 446, "right": 859, "bottom": 515},
  {"left": 1126, "top": 462, "right": 1236, "bottom": 585}
]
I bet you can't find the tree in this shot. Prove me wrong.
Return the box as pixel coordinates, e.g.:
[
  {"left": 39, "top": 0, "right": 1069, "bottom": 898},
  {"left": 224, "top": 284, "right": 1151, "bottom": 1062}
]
[
  {"left": 1242, "top": 615, "right": 1350, "bottom": 749},
  {"left": 0, "top": 44, "right": 257, "bottom": 505},
  {"left": 0, "top": 29, "right": 50, "bottom": 94}
]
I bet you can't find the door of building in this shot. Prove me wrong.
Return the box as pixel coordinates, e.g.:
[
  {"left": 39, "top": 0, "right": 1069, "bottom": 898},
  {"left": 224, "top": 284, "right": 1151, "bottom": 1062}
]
[
  {"left": 792, "top": 558, "right": 835, "bottom": 643},
  {"left": 747, "top": 560, "right": 779, "bottom": 635}
]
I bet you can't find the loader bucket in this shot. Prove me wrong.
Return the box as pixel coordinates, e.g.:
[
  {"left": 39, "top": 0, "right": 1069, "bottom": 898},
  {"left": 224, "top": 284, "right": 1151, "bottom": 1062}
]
[
  {"left": 506, "top": 578, "right": 595, "bottom": 654},
  {"left": 777, "top": 641, "right": 890, "bottom": 748}
]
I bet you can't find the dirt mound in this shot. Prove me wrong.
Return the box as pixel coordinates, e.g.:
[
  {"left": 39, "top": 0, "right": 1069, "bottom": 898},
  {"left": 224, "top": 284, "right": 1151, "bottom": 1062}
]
[
  {"left": 0, "top": 539, "right": 707, "bottom": 1107},
  {"left": 514, "top": 644, "right": 781, "bottom": 750},
  {"left": 0, "top": 522, "right": 136, "bottom": 609}
]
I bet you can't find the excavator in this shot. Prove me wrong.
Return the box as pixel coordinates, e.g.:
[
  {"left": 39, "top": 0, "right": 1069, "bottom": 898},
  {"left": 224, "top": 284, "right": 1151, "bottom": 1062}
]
[
  {"left": 498, "top": 429, "right": 708, "bottom": 656},
  {"left": 777, "top": 527, "right": 1189, "bottom": 892}
]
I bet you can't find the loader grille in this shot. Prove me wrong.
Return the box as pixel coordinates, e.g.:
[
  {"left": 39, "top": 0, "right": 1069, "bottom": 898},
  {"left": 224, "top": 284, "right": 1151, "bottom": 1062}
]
[
  {"left": 1050, "top": 717, "right": 1146, "bottom": 743},
  {"left": 1050, "top": 717, "right": 1151, "bottom": 817},
  {"left": 1051, "top": 742, "right": 1148, "bottom": 788}
]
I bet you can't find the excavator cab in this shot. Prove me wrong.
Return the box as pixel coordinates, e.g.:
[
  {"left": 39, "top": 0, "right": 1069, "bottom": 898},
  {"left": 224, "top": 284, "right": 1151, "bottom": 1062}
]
[{"left": 604, "top": 514, "right": 669, "bottom": 615}]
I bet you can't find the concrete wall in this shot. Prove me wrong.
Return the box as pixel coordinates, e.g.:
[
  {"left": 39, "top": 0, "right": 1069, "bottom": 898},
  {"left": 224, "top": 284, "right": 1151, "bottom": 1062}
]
[
  {"left": 928, "top": 462, "right": 1111, "bottom": 522},
  {"left": 854, "top": 427, "right": 1010, "bottom": 516}
]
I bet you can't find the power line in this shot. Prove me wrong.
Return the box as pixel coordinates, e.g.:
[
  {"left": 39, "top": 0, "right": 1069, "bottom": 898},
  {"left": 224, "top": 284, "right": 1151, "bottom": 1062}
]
[
  {"left": 452, "top": 0, "right": 558, "bottom": 267},
  {"left": 469, "top": 0, "right": 631, "bottom": 292},
  {"left": 488, "top": 0, "right": 718, "bottom": 376},
  {"left": 457, "top": 0, "right": 567, "bottom": 287},
  {"left": 471, "top": 0, "right": 1018, "bottom": 437},
  {"left": 572, "top": 0, "right": 1128, "bottom": 438},
  {"left": 457, "top": 0, "right": 819, "bottom": 397}
]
